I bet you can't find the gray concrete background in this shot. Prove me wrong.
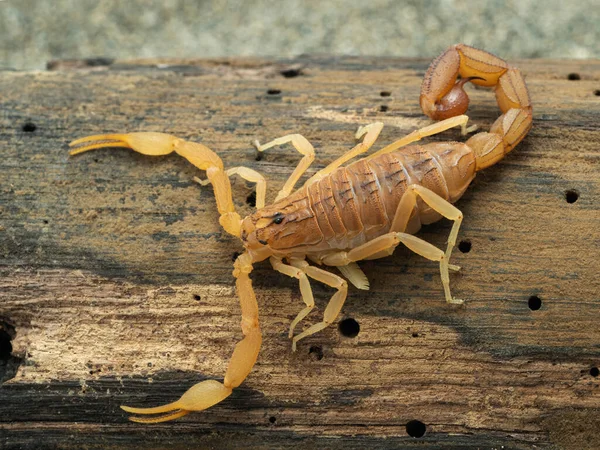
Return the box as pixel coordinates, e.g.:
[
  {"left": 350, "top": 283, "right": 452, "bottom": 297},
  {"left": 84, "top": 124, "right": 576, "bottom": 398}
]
[{"left": 1, "top": 0, "right": 599, "bottom": 70}]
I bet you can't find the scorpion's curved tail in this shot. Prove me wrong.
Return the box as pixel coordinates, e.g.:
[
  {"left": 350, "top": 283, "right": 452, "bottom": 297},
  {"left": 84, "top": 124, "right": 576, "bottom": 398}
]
[
  {"left": 420, "top": 44, "right": 533, "bottom": 171},
  {"left": 69, "top": 135, "right": 262, "bottom": 423}
]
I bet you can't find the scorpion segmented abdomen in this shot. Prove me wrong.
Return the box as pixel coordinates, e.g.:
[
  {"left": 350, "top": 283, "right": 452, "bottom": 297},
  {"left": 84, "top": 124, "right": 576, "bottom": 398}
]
[
  {"left": 345, "top": 159, "right": 390, "bottom": 241},
  {"left": 377, "top": 145, "right": 451, "bottom": 226},
  {"left": 307, "top": 142, "right": 476, "bottom": 250}
]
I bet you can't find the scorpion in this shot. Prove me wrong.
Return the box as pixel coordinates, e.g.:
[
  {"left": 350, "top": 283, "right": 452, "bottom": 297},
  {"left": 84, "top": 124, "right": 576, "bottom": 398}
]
[{"left": 69, "top": 44, "right": 532, "bottom": 423}]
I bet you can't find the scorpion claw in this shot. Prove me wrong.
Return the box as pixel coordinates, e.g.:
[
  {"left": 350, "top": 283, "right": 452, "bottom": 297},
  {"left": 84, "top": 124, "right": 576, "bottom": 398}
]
[
  {"left": 120, "top": 380, "right": 232, "bottom": 423},
  {"left": 125, "top": 409, "right": 191, "bottom": 424},
  {"left": 69, "top": 134, "right": 131, "bottom": 155}
]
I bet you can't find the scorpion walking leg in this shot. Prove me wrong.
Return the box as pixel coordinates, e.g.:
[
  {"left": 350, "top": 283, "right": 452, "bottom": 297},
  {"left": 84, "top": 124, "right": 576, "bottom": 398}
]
[
  {"left": 121, "top": 252, "right": 261, "bottom": 423},
  {"left": 405, "top": 185, "right": 464, "bottom": 304},
  {"left": 387, "top": 184, "right": 464, "bottom": 303},
  {"left": 368, "top": 115, "right": 474, "bottom": 160},
  {"left": 195, "top": 166, "right": 267, "bottom": 209},
  {"left": 306, "top": 122, "right": 384, "bottom": 184},
  {"left": 253, "top": 134, "right": 315, "bottom": 201},
  {"left": 322, "top": 184, "right": 464, "bottom": 304},
  {"left": 69, "top": 132, "right": 243, "bottom": 237},
  {"left": 283, "top": 260, "right": 348, "bottom": 351},
  {"left": 269, "top": 257, "right": 316, "bottom": 339}
]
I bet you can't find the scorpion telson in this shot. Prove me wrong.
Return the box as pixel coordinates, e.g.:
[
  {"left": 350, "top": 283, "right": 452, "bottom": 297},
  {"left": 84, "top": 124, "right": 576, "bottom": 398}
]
[{"left": 69, "top": 44, "right": 532, "bottom": 423}]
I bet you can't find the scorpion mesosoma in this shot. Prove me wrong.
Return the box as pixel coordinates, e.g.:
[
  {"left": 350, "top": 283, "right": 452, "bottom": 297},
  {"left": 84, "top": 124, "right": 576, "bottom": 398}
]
[{"left": 69, "top": 44, "right": 532, "bottom": 423}]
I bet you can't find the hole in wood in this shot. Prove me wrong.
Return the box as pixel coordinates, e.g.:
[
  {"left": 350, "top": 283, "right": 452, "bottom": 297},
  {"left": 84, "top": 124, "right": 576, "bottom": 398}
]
[
  {"left": 193, "top": 294, "right": 201, "bottom": 301},
  {"left": 379, "top": 105, "right": 389, "bottom": 112},
  {"left": 565, "top": 189, "right": 579, "bottom": 203},
  {"left": 246, "top": 191, "right": 256, "bottom": 207},
  {"left": 338, "top": 318, "right": 360, "bottom": 338},
  {"left": 0, "top": 330, "right": 12, "bottom": 362},
  {"left": 406, "top": 419, "right": 426, "bottom": 438},
  {"left": 232, "top": 251, "right": 241, "bottom": 261},
  {"left": 380, "top": 91, "right": 391, "bottom": 97},
  {"left": 458, "top": 239, "right": 472, "bottom": 253},
  {"left": 280, "top": 68, "right": 302, "bottom": 78},
  {"left": 22, "top": 122, "right": 37, "bottom": 133},
  {"left": 567, "top": 73, "right": 581, "bottom": 80},
  {"left": 269, "top": 416, "right": 277, "bottom": 424},
  {"left": 0, "top": 322, "right": 21, "bottom": 383},
  {"left": 590, "top": 367, "right": 599, "bottom": 377},
  {"left": 528, "top": 295, "right": 542, "bottom": 311},
  {"left": 411, "top": 332, "right": 419, "bottom": 338},
  {"left": 267, "top": 89, "right": 282, "bottom": 95},
  {"left": 594, "top": 90, "right": 600, "bottom": 96},
  {"left": 309, "top": 345, "right": 324, "bottom": 361}
]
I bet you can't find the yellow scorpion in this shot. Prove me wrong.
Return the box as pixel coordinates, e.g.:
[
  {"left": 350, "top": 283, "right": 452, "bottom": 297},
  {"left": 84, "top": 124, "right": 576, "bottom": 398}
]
[{"left": 70, "top": 44, "right": 532, "bottom": 423}]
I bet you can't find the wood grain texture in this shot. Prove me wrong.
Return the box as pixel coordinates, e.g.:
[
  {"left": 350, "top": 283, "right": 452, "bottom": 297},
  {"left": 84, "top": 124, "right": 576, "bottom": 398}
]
[{"left": 1, "top": 55, "right": 600, "bottom": 449}]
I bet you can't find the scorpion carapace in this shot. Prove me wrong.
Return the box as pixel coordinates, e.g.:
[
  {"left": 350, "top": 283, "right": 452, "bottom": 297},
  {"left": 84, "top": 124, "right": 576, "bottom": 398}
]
[{"left": 69, "top": 44, "right": 532, "bottom": 423}]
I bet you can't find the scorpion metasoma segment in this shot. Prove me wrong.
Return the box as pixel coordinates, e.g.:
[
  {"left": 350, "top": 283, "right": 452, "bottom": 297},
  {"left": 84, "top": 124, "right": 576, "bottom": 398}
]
[{"left": 69, "top": 44, "right": 532, "bottom": 423}]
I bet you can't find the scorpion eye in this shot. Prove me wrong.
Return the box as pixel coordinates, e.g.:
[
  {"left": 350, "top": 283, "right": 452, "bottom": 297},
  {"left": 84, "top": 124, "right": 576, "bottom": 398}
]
[{"left": 273, "top": 213, "right": 285, "bottom": 225}]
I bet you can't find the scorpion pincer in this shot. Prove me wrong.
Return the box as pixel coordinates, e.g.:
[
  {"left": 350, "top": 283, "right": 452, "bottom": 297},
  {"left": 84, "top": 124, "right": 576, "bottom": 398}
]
[{"left": 69, "top": 44, "right": 532, "bottom": 423}]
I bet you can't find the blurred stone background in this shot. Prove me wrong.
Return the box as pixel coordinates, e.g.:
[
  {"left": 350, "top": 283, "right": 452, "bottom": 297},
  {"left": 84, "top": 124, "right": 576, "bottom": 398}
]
[{"left": 1, "top": 0, "right": 599, "bottom": 70}]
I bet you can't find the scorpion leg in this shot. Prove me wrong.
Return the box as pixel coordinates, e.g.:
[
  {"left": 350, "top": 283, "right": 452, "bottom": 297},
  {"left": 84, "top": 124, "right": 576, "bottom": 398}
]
[
  {"left": 306, "top": 122, "right": 384, "bottom": 184},
  {"left": 195, "top": 166, "right": 266, "bottom": 209},
  {"left": 69, "top": 132, "right": 243, "bottom": 237},
  {"left": 282, "top": 260, "right": 348, "bottom": 351},
  {"left": 323, "top": 231, "right": 461, "bottom": 304},
  {"left": 121, "top": 252, "right": 261, "bottom": 423},
  {"left": 322, "top": 183, "right": 464, "bottom": 304},
  {"left": 253, "top": 134, "right": 315, "bottom": 201},
  {"left": 405, "top": 185, "right": 464, "bottom": 304},
  {"left": 389, "top": 184, "right": 463, "bottom": 303},
  {"left": 269, "top": 256, "right": 316, "bottom": 339},
  {"left": 368, "top": 115, "right": 474, "bottom": 160}
]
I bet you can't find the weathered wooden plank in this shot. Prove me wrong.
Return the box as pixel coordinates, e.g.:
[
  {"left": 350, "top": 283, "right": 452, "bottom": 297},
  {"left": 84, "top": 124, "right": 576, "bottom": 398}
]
[{"left": 1, "top": 55, "right": 600, "bottom": 449}]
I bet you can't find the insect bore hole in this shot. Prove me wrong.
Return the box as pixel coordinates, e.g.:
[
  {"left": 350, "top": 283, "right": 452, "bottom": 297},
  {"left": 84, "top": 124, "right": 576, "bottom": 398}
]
[
  {"left": 458, "top": 239, "right": 472, "bottom": 253},
  {"left": 379, "top": 105, "right": 389, "bottom": 112},
  {"left": 380, "top": 91, "right": 392, "bottom": 97},
  {"left": 567, "top": 73, "right": 581, "bottom": 81},
  {"left": 528, "top": 295, "right": 542, "bottom": 311},
  {"left": 267, "top": 89, "right": 282, "bottom": 95},
  {"left": 0, "top": 328, "right": 13, "bottom": 362},
  {"left": 309, "top": 345, "right": 324, "bottom": 361},
  {"left": 269, "top": 416, "right": 277, "bottom": 424},
  {"left": 565, "top": 189, "right": 579, "bottom": 204},
  {"left": 594, "top": 90, "right": 600, "bottom": 97},
  {"left": 406, "top": 419, "right": 426, "bottom": 438},
  {"left": 193, "top": 294, "right": 201, "bottom": 301},
  {"left": 338, "top": 318, "right": 360, "bottom": 338},
  {"left": 280, "top": 68, "right": 301, "bottom": 78},
  {"left": 246, "top": 191, "right": 257, "bottom": 207},
  {"left": 22, "top": 122, "right": 37, "bottom": 133},
  {"left": 590, "top": 367, "right": 599, "bottom": 377}
]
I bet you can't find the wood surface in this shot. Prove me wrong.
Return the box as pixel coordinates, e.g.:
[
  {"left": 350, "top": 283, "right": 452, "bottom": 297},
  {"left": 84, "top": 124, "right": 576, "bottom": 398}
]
[{"left": 1, "top": 54, "right": 600, "bottom": 449}]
